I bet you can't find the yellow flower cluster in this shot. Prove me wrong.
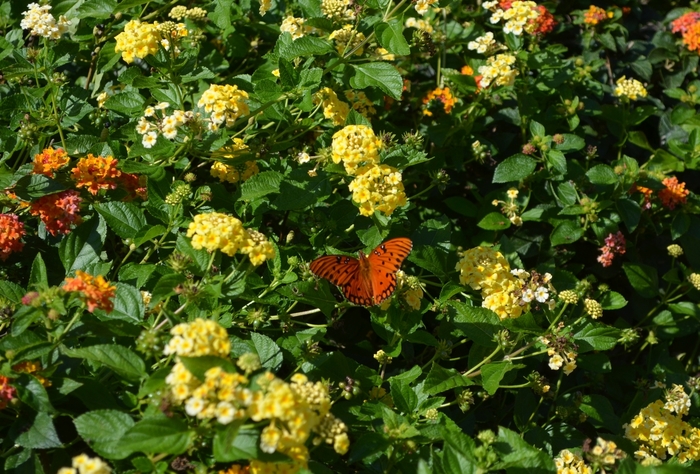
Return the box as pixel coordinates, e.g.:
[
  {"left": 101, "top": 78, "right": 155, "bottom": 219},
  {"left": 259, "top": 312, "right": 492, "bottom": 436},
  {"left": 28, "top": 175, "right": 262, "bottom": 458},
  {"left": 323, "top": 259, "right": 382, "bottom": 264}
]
[
  {"left": 344, "top": 90, "right": 377, "bottom": 117},
  {"left": 198, "top": 84, "right": 250, "bottom": 131},
  {"left": 321, "top": 0, "right": 355, "bottom": 20},
  {"left": 554, "top": 449, "right": 592, "bottom": 474},
  {"left": 405, "top": 17, "right": 434, "bottom": 33},
  {"left": 415, "top": 0, "right": 439, "bottom": 15},
  {"left": 348, "top": 164, "right": 407, "bottom": 216},
  {"left": 164, "top": 318, "right": 231, "bottom": 357},
  {"left": 329, "top": 25, "right": 366, "bottom": 56},
  {"left": 478, "top": 53, "right": 518, "bottom": 88},
  {"left": 211, "top": 161, "right": 259, "bottom": 183},
  {"left": 380, "top": 270, "right": 424, "bottom": 310},
  {"left": 20, "top": 3, "right": 71, "bottom": 40},
  {"left": 280, "top": 16, "right": 311, "bottom": 40},
  {"left": 370, "top": 47, "right": 395, "bottom": 61},
  {"left": 186, "top": 213, "right": 275, "bottom": 265},
  {"left": 314, "top": 87, "right": 350, "bottom": 125},
  {"left": 169, "top": 6, "right": 207, "bottom": 20},
  {"left": 331, "top": 125, "right": 382, "bottom": 174},
  {"left": 58, "top": 454, "right": 111, "bottom": 474},
  {"left": 114, "top": 20, "right": 187, "bottom": 64},
  {"left": 484, "top": 0, "right": 540, "bottom": 35},
  {"left": 625, "top": 385, "right": 700, "bottom": 464},
  {"left": 259, "top": 0, "right": 271, "bottom": 15},
  {"left": 455, "top": 246, "right": 553, "bottom": 319},
  {"left": 614, "top": 76, "right": 648, "bottom": 101}
]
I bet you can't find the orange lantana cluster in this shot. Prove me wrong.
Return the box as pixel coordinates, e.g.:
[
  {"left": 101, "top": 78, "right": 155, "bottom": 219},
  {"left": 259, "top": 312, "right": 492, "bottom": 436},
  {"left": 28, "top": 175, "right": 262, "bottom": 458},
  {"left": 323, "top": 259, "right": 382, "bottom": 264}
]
[
  {"left": 32, "top": 147, "right": 70, "bottom": 178},
  {"left": 62, "top": 271, "right": 117, "bottom": 313},
  {"left": 583, "top": 5, "right": 612, "bottom": 25},
  {"left": 71, "top": 154, "right": 122, "bottom": 195},
  {"left": 671, "top": 11, "right": 700, "bottom": 53},
  {"left": 0, "top": 213, "right": 25, "bottom": 260},
  {"left": 423, "top": 87, "right": 456, "bottom": 116},
  {"left": 30, "top": 190, "right": 82, "bottom": 236},
  {"left": 0, "top": 376, "right": 16, "bottom": 409},
  {"left": 633, "top": 176, "right": 690, "bottom": 210}
]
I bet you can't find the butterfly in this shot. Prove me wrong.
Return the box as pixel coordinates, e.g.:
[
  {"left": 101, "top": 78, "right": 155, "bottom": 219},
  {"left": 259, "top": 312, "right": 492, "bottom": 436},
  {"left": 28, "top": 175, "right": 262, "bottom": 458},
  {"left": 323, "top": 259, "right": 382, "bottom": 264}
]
[{"left": 310, "top": 237, "right": 413, "bottom": 306}]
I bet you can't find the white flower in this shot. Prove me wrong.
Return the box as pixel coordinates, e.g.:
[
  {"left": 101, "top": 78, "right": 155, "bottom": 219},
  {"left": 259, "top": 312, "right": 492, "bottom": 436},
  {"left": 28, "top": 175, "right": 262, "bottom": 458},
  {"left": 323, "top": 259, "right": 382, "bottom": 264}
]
[
  {"left": 144, "top": 106, "right": 155, "bottom": 117},
  {"left": 185, "top": 397, "right": 205, "bottom": 416},
  {"left": 534, "top": 287, "right": 549, "bottom": 303},
  {"left": 162, "top": 125, "right": 178, "bottom": 140},
  {"left": 507, "top": 188, "right": 519, "bottom": 199},
  {"left": 563, "top": 361, "right": 577, "bottom": 375},
  {"left": 142, "top": 131, "right": 158, "bottom": 148},
  {"left": 216, "top": 402, "right": 236, "bottom": 424},
  {"left": 155, "top": 102, "right": 170, "bottom": 110},
  {"left": 521, "top": 288, "right": 534, "bottom": 303},
  {"left": 548, "top": 354, "right": 563, "bottom": 370},
  {"left": 297, "top": 152, "right": 311, "bottom": 163},
  {"left": 136, "top": 117, "right": 151, "bottom": 135},
  {"left": 467, "top": 32, "right": 496, "bottom": 54}
]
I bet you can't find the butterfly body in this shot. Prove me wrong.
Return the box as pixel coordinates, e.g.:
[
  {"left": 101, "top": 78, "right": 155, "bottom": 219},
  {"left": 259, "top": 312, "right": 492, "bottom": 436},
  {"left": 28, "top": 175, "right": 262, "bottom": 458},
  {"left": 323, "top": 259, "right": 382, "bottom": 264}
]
[{"left": 310, "top": 238, "right": 412, "bottom": 306}]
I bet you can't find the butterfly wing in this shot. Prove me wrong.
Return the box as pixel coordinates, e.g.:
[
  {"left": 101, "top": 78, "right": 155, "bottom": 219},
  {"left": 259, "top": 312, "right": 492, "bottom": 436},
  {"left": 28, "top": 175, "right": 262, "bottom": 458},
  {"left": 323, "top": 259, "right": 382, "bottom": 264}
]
[
  {"left": 310, "top": 255, "right": 374, "bottom": 306},
  {"left": 367, "top": 237, "right": 413, "bottom": 305}
]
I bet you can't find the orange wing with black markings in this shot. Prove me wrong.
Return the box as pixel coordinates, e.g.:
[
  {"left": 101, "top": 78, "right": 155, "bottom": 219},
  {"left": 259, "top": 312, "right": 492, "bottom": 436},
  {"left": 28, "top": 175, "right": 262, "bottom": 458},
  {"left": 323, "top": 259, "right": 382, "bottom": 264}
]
[{"left": 309, "top": 238, "right": 412, "bottom": 306}]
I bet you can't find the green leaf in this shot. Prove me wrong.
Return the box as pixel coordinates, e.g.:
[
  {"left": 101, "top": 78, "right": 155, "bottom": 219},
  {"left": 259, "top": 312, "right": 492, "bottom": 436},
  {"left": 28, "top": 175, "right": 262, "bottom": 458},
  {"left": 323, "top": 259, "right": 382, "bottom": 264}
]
[
  {"left": 74, "top": 410, "right": 135, "bottom": 460},
  {"left": 349, "top": 433, "right": 391, "bottom": 464},
  {"left": 374, "top": 20, "right": 410, "bottom": 56},
  {"left": 579, "top": 394, "right": 620, "bottom": 432},
  {"left": 425, "top": 364, "right": 473, "bottom": 395},
  {"left": 492, "top": 154, "right": 537, "bottom": 183},
  {"left": 94, "top": 202, "right": 147, "bottom": 240},
  {"left": 150, "top": 273, "right": 186, "bottom": 306},
  {"left": 213, "top": 425, "right": 287, "bottom": 462},
  {"left": 574, "top": 323, "right": 620, "bottom": 352},
  {"left": 13, "top": 174, "right": 66, "bottom": 199},
  {"left": 600, "top": 291, "right": 627, "bottom": 310},
  {"left": 447, "top": 301, "right": 499, "bottom": 347},
  {"left": 0, "top": 280, "right": 26, "bottom": 304},
  {"left": 103, "top": 91, "right": 146, "bottom": 115},
  {"left": 350, "top": 63, "right": 403, "bottom": 100},
  {"left": 29, "top": 253, "right": 48, "bottom": 289},
  {"left": 63, "top": 344, "right": 146, "bottom": 381},
  {"left": 477, "top": 212, "right": 511, "bottom": 231},
  {"left": 119, "top": 417, "right": 193, "bottom": 455},
  {"left": 389, "top": 378, "right": 418, "bottom": 414},
  {"left": 76, "top": 0, "right": 118, "bottom": 18},
  {"left": 251, "top": 332, "right": 283, "bottom": 372},
  {"left": 553, "top": 134, "right": 586, "bottom": 151},
  {"left": 481, "top": 361, "right": 518, "bottom": 395},
  {"left": 178, "top": 356, "right": 236, "bottom": 381},
  {"left": 586, "top": 164, "right": 619, "bottom": 185},
  {"left": 15, "top": 412, "right": 62, "bottom": 449},
  {"left": 623, "top": 262, "right": 659, "bottom": 298},
  {"left": 93, "top": 283, "right": 143, "bottom": 324},
  {"left": 59, "top": 217, "right": 107, "bottom": 274},
  {"left": 495, "top": 427, "right": 556, "bottom": 472},
  {"left": 279, "top": 35, "right": 334, "bottom": 60},
  {"left": 240, "top": 171, "right": 284, "bottom": 201},
  {"left": 15, "top": 374, "right": 55, "bottom": 413},
  {"left": 616, "top": 198, "right": 641, "bottom": 233},
  {"left": 550, "top": 220, "right": 583, "bottom": 246}
]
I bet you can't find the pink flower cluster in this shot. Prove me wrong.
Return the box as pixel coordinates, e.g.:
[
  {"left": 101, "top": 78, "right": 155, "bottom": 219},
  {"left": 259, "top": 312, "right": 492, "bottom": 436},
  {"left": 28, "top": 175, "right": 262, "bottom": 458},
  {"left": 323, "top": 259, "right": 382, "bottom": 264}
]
[{"left": 597, "top": 231, "right": 626, "bottom": 267}]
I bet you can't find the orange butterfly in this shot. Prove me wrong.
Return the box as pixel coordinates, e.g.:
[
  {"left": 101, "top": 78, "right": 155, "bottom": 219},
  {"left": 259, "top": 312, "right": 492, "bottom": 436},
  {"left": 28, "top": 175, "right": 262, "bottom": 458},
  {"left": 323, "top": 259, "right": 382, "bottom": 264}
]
[{"left": 310, "top": 238, "right": 413, "bottom": 306}]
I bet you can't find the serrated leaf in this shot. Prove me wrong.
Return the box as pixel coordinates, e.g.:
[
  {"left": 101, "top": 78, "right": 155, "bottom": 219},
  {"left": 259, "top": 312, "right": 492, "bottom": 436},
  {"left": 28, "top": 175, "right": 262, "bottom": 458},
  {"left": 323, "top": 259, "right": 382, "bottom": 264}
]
[
  {"left": 15, "top": 374, "right": 55, "bottom": 413},
  {"left": 616, "top": 198, "right": 641, "bottom": 233},
  {"left": 448, "top": 301, "right": 499, "bottom": 347},
  {"left": 574, "top": 324, "right": 620, "bottom": 352},
  {"left": 586, "top": 164, "right": 619, "bottom": 185},
  {"left": 623, "top": 262, "right": 659, "bottom": 299},
  {"left": 74, "top": 410, "right": 135, "bottom": 460},
  {"left": 553, "top": 134, "right": 586, "bottom": 151},
  {"left": 0, "top": 280, "right": 25, "bottom": 304},
  {"left": 279, "top": 35, "right": 333, "bottom": 60},
  {"left": 14, "top": 174, "right": 66, "bottom": 199},
  {"left": 59, "top": 217, "right": 107, "bottom": 273},
  {"left": 16, "top": 412, "right": 62, "bottom": 449},
  {"left": 94, "top": 202, "right": 147, "bottom": 240},
  {"left": 29, "top": 253, "right": 48, "bottom": 289},
  {"left": 93, "top": 283, "right": 143, "bottom": 324},
  {"left": 477, "top": 212, "right": 511, "bottom": 231},
  {"left": 550, "top": 220, "right": 583, "bottom": 246},
  {"left": 240, "top": 171, "right": 283, "bottom": 201},
  {"left": 481, "top": 361, "right": 518, "bottom": 395},
  {"left": 251, "top": 332, "right": 283, "bottom": 371},
  {"left": 375, "top": 20, "right": 410, "bottom": 56},
  {"left": 350, "top": 63, "right": 403, "bottom": 99},
  {"left": 76, "top": 0, "right": 118, "bottom": 18},
  {"left": 492, "top": 154, "right": 537, "bottom": 183},
  {"left": 63, "top": 344, "right": 146, "bottom": 381},
  {"left": 600, "top": 291, "right": 627, "bottom": 310},
  {"left": 119, "top": 417, "right": 193, "bottom": 455},
  {"left": 425, "top": 364, "right": 473, "bottom": 395},
  {"left": 103, "top": 91, "right": 146, "bottom": 115}
]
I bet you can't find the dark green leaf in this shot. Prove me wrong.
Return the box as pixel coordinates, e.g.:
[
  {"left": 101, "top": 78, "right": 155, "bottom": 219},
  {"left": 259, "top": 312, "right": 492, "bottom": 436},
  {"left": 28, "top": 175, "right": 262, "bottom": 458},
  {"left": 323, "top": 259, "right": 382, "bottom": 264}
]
[
  {"left": 375, "top": 20, "right": 410, "bottom": 56},
  {"left": 477, "top": 212, "right": 511, "bottom": 231},
  {"left": 119, "top": 417, "right": 193, "bottom": 455},
  {"left": 574, "top": 323, "right": 620, "bottom": 352},
  {"left": 74, "top": 410, "right": 135, "bottom": 460},
  {"left": 94, "top": 202, "right": 147, "bottom": 240},
  {"left": 586, "top": 164, "right": 619, "bottom": 185},
  {"left": 240, "top": 171, "right": 283, "bottom": 201},
  {"left": 29, "top": 254, "right": 48, "bottom": 289},
  {"left": 63, "top": 344, "right": 146, "bottom": 381},
  {"left": 16, "top": 412, "right": 62, "bottom": 449},
  {"left": 492, "top": 154, "right": 537, "bottom": 183},
  {"left": 251, "top": 332, "right": 283, "bottom": 372},
  {"left": 623, "top": 262, "right": 659, "bottom": 298},
  {"left": 350, "top": 63, "right": 403, "bottom": 100},
  {"left": 550, "top": 220, "right": 583, "bottom": 246}
]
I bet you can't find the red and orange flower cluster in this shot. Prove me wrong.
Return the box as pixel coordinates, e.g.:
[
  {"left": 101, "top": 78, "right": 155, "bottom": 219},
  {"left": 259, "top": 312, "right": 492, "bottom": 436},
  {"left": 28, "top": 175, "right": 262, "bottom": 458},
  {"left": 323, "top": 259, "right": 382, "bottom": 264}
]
[
  {"left": 30, "top": 190, "right": 82, "bottom": 236},
  {"left": 62, "top": 270, "right": 117, "bottom": 313},
  {"left": 598, "top": 231, "right": 626, "bottom": 267},
  {"left": 0, "top": 213, "right": 25, "bottom": 260},
  {"left": 0, "top": 376, "right": 16, "bottom": 409},
  {"left": 423, "top": 87, "right": 456, "bottom": 116},
  {"left": 32, "top": 147, "right": 70, "bottom": 178},
  {"left": 583, "top": 5, "right": 613, "bottom": 26},
  {"left": 671, "top": 11, "right": 700, "bottom": 52},
  {"left": 633, "top": 176, "right": 690, "bottom": 210}
]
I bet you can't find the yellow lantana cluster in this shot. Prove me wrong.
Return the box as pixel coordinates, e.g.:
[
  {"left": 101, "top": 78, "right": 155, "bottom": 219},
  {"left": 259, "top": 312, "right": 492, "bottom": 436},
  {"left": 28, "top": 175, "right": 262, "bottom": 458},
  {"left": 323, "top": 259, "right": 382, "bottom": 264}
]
[
  {"left": 164, "top": 319, "right": 231, "bottom": 357},
  {"left": 321, "top": 0, "right": 355, "bottom": 20},
  {"left": 554, "top": 449, "right": 592, "bottom": 474},
  {"left": 329, "top": 25, "right": 366, "bottom": 56},
  {"left": 331, "top": 125, "right": 382, "bottom": 174},
  {"left": 314, "top": 87, "right": 350, "bottom": 126},
  {"left": 405, "top": 17, "right": 434, "bottom": 33},
  {"left": 478, "top": 53, "right": 518, "bottom": 88},
  {"left": 415, "top": 0, "right": 438, "bottom": 15},
  {"left": 348, "top": 164, "right": 407, "bottom": 217},
  {"left": 280, "top": 16, "right": 312, "bottom": 40},
  {"left": 484, "top": 0, "right": 540, "bottom": 35},
  {"left": 114, "top": 20, "right": 187, "bottom": 64},
  {"left": 625, "top": 384, "right": 700, "bottom": 464},
  {"left": 456, "top": 246, "right": 555, "bottom": 319},
  {"left": 210, "top": 139, "right": 259, "bottom": 183},
  {"left": 614, "top": 76, "right": 648, "bottom": 101},
  {"left": 345, "top": 90, "right": 377, "bottom": 117},
  {"left": 380, "top": 270, "right": 424, "bottom": 310},
  {"left": 58, "top": 454, "right": 111, "bottom": 474},
  {"left": 468, "top": 32, "right": 497, "bottom": 54},
  {"left": 197, "top": 84, "right": 250, "bottom": 131},
  {"left": 136, "top": 102, "right": 195, "bottom": 148},
  {"left": 186, "top": 213, "right": 275, "bottom": 266}
]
